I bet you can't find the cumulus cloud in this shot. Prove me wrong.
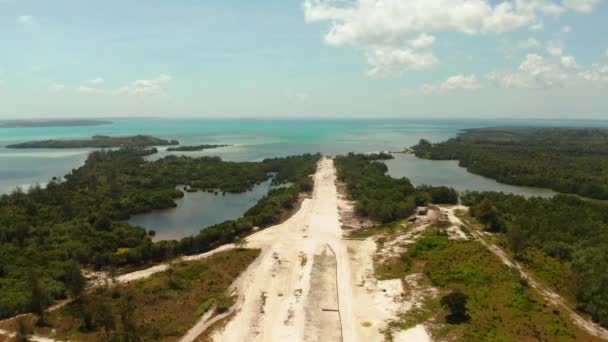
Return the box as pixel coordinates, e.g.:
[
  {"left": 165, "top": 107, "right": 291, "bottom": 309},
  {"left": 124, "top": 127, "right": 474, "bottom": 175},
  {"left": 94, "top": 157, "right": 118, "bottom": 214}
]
[
  {"left": 304, "top": 0, "right": 561, "bottom": 46},
  {"left": 560, "top": 55, "right": 580, "bottom": 69},
  {"left": 409, "top": 33, "right": 436, "bottom": 49},
  {"left": 304, "top": 0, "right": 598, "bottom": 76},
  {"left": 30, "top": 65, "right": 41, "bottom": 72},
  {"left": 284, "top": 91, "right": 310, "bottom": 103},
  {"left": 78, "top": 74, "right": 172, "bottom": 97},
  {"left": 518, "top": 37, "right": 541, "bottom": 49},
  {"left": 487, "top": 54, "right": 569, "bottom": 88},
  {"left": 117, "top": 74, "right": 171, "bottom": 96},
  {"left": 579, "top": 64, "right": 608, "bottom": 82},
  {"left": 88, "top": 77, "right": 104, "bottom": 85},
  {"left": 561, "top": 25, "right": 572, "bottom": 33},
  {"left": 546, "top": 42, "right": 564, "bottom": 56},
  {"left": 48, "top": 83, "right": 65, "bottom": 93},
  {"left": 366, "top": 47, "right": 438, "bottom": 77},
  {"left": 17, "top": 15, "right": 36, "bottom": 25},
  {"left": 411, "top": 74, "right": 481, "bottom": 94},
  {"left": 562, "top": 0, "right": 600, "bottom": 12}
]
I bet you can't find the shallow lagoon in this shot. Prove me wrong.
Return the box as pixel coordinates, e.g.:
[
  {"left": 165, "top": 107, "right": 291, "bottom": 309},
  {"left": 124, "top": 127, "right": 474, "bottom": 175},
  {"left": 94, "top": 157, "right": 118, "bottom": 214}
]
[
  {"left": 385, "top": 154, "right": 556, "bottom": 198},
  {"left": 128, "top": 180, "right": 275, "bottom": 241}
]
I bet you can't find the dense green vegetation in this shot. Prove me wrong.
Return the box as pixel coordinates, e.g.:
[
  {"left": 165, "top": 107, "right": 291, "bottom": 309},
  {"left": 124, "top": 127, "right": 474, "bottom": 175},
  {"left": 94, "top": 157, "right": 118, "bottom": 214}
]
[
  {"left": 462, "top": 192, "right": 608, "bottom": 328},
  {"left": 6, "top": 135, "right": 179, "bottom": 149},
  {"left": 412, "top": 127, "right": 608, "bottom": 199},
  {"left": 0, "top": 148, "right": 319, "bottom": 319},
  {"left": 19, "top": 249, "right": 260, "bottom": 341},
  {"left": 399, "top": 233, "right": 593, "bottom": 341},
  {"left": 166, "top": 144, "right": 231, "bottom": 152},
  {"left": 334, "top": 153, "right": 458, "bottom": 223}
]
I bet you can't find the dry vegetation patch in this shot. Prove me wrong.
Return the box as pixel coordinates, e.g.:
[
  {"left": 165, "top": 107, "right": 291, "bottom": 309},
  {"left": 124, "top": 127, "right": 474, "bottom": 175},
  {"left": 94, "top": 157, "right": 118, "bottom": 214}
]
[{"left": 13, "top": 249, "right": 260, "bottom": 342}]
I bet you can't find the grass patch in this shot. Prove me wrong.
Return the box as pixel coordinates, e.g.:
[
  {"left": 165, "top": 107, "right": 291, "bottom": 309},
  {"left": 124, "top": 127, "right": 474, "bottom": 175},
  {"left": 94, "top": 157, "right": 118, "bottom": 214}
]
[
  {"left": 348, "top": 220, "right": 408, "bottom": 239},
  {"left": 393, "top": 232, "right": 595, "bottom": 341},
  {"left": 376, "top": 255, "right": 411, "bottom": 280},
  {"left": 397, "top": 297, "right": 441, "bottom": 330},
  {"left": 517, "top": 248, "right": 578, "bottom": 303},
  {"left": 31, "top": 249, "right": 260, "bottom": 342},
  {"left": 427, "top": 241, "right": 591, "bottom": 340}
]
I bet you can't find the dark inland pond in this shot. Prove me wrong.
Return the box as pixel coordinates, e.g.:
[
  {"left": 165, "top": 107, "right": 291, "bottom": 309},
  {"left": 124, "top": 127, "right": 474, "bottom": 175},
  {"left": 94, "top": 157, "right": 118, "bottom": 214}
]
[{"left": 129, "top": 179, "right": 276, "bottom": 241}]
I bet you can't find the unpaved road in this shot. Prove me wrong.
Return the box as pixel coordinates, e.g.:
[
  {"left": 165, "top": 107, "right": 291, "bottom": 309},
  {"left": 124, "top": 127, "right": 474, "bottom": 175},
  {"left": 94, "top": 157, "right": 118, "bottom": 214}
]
[
  {"left": 2, "top": 158, "right": 401, "bottom": 342},
  {"left": 442, "top": 205, "right": 608, "bottom": 341},
  {"left": 208, "top": 157, "right": 397, "bottom": 342}
]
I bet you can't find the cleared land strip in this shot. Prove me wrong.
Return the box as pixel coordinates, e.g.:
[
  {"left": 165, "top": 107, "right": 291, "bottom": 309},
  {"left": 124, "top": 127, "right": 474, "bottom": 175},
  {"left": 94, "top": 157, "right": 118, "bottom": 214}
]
[{"left": 443, "top": 206, "right": 608, "bottom": 341}]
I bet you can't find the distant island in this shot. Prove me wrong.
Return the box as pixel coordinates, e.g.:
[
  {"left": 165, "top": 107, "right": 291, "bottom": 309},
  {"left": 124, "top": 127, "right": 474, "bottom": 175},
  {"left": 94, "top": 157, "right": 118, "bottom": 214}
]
[
  {"left": 0, "top": 119, "right": 111, "bottom": 128},
  {"left": 6, "top": 135, "right": 179, "bottom": 149},
  {"left": 166, "top": 144, "right": 232, "bottom": 152}
]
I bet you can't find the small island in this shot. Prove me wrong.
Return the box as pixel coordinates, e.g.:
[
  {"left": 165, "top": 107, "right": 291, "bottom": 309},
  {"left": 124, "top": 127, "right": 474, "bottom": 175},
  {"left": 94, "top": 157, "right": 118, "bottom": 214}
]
[
  {"left": 166, "top": 144, "right": 232, "bottom": 152},
  {"left": 6, "top": 135, "right": 179, "bottom": 149}
]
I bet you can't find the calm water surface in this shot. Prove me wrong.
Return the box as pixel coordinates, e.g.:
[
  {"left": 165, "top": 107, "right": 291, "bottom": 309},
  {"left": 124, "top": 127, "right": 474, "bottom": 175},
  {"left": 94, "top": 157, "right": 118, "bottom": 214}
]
[
  {"left": 128, "top": 180, "right": 275, "bottom": 241},
  {"left": 384, "top": 154, "right": 556, "bottom": 198},
  {"left": 1, "top": 118, "right": 603, "bottom": 239},
  {"left": 2, "top": 118, "right": 606, "bottom": 194}
]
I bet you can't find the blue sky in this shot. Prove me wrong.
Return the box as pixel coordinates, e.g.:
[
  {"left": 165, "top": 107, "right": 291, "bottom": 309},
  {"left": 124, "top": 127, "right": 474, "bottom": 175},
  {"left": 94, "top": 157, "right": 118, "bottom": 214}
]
[{"left": 1, "top": 0, "right": 607, "bottom": 119}]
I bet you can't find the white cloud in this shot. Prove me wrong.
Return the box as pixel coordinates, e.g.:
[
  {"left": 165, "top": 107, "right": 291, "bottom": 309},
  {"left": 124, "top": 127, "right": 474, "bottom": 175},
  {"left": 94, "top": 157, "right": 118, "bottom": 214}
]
[
  {"left": 529, "top": 22, "right": 544, "bottom": 30},
  {"left": 518, "top": 37, "right": 541, "bottom": 49},
  {"left": 487, "top": 54, "right": 569, "bottom": 88},
  {"left": 285, "top": 91, "right": 310, "bottom": 103},
  {"left": 413, "top": 74, "right": 481, "bottom": 94},
  {"left": 48, "top": 83, "right": 65, "bottom": 93},
  {"left": 546, "top": 42, "right": 564, "bottom": 56},
  {"left": 118, "top": 74, "right": 171, "bottom": 96},
  {"left": 562, "top": 0, "right": 600, "bottom": 13},
  {"left": 30, "top": 65, "right": 41, "bottom": 72},
  {"left": 579, "top": 64, "right": 608, "bottom": 82},
  {"left": 303, "top": 0, "right": 596, "bottom": 76},
  {"left": 561, "top": 25, "right": 572, "bottom": 33},
  {"left": 304, "top": 0, "right": 564, "bottom": 46},
  {"left": 78, "top": 85, "right": 102, "bottom": 94},
  {"left": 79, "top": 74, "right": 172, "bottom": 97},
  {"left": 560, "top": 55, "right": 580, "bottom": 69},
  {"left": 17, "top": 15, "right": 36, "bottom": 25},
  {"left": 605, "top": 48, "right": 608, "bottom": 57},
  {"left": 88, "top": 77, "right": 104, "bottom": 85},
  {"left": 366, "top": 47, "right": 438, "bottom": 78},
  {"left": 409, "top": 33, "right": 436, "bottom": 49}
]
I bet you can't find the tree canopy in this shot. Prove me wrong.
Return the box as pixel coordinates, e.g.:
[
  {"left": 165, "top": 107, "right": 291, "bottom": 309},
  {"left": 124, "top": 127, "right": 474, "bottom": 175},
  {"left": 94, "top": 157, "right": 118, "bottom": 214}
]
[{"left": 412, "top": 127, "right": 608, "bottom": 199}]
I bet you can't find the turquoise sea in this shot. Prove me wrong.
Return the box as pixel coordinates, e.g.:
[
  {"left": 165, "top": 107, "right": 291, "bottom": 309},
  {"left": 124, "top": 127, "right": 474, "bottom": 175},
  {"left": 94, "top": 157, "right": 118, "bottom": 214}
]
[
  {"left": 3, "top": 118, "right": 606, "bottom": 240},
  {"left": 1, "top": 118, "right": 607, "bottom": 196}
]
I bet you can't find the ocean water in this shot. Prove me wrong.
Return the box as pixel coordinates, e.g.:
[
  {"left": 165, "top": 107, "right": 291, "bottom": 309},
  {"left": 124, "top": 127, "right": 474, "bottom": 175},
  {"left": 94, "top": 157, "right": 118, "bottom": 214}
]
[
  {"left": 2, "top": 118, "right": 605, "bottom": 240},
  {"left": 1, "top": 118, "right": 606, "bottom": 195}
]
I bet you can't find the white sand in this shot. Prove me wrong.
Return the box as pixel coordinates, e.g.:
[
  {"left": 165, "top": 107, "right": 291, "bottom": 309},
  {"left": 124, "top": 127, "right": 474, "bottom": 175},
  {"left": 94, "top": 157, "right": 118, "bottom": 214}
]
[
  {"left": 206, "top": 157, "right": 402, "bottom": 342},
  {"left": 393, "top": 324, "right": 431, "bottom": 342}
]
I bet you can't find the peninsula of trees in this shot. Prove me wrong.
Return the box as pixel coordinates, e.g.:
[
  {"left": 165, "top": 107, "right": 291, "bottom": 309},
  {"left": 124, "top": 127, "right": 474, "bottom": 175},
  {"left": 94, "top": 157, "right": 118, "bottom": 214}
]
[
  {"left": 166, "top": 144, "right": 232, "bottom": 152},
  {"left": 6, "top": 135, "right": 179, "bottom": 149},
  {"left": 412, "top": 127, "right": 608, "bottom": 199},
  {"left": 334, "top": 153, "right": 458, "bottom": 223},
  {"left": 0, "top": 148, "right": 319, "bottom": 319}
]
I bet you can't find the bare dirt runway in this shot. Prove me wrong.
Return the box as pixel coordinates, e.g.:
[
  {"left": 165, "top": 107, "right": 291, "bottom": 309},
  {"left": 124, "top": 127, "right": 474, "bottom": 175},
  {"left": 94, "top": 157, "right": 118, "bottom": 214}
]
[{"left": 209, "top": 157, "right": 391, "bottom": 342}]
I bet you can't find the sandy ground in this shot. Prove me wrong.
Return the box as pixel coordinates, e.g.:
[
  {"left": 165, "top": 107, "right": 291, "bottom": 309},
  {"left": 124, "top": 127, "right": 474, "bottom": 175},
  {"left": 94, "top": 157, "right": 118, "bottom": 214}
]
[
  {"left": 393, "top": 324, "right": 430, "bottom": 342},
  {"left": 442, "top": 205, "right": 608, "bottom": 341},
  {"left": 206, "top": 158, "right": 399, "bottom": 342}
]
